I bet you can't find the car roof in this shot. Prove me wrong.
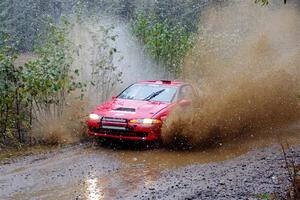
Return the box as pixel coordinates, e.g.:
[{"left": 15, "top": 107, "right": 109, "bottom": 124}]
[{"left": 137, "top": 80, "right": 184, "bottom": 86}]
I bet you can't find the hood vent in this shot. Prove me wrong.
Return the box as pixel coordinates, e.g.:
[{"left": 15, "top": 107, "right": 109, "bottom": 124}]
[{"left": 115, "top": 107, "right": 136, "bottom": 112}]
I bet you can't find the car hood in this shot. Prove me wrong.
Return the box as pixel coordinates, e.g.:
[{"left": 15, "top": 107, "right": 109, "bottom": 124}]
[{"left": 93, "top": 98, "right": 171, "bottom": 119}]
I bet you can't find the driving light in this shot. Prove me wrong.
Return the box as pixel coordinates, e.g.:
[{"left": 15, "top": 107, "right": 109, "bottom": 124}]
[
  {"left": 129, "top": 118, "right": 161, "bottom": 125},
  {"left": 89, "top": 114, "right": 101, "bottom": 120},
  {"left": 143, "top": 118, "right": 154, "bottom": 124}
]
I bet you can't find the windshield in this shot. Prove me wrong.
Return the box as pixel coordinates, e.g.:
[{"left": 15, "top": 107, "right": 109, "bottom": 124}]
[{"left": 118, "top": 84, "right": 177, "bottom": 102}]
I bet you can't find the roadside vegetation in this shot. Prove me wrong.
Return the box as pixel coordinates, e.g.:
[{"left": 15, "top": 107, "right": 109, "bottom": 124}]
[
  {"left": 0, "top": 15, "right": 127, "bottom": 147},
  {"left": 0, "top": 20, "right": 83, "bottom": 146},
  {"left": 88, "top": 22, "right": 123, "bottom": 103},
  {"left": 257, "top": 144, "right": 300, "bottom": 200},
  {"left": 280, "top": 144, "right": 300, "bottom": 200},
  {"left": 131, "top": 12, "right": 194, "bottom": 77},
  {"left": 255, "top": 0, "right": 287, "bottom": 5}
]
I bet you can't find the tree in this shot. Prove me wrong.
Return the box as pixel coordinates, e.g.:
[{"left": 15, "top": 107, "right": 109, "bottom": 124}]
[
  {"left": 132, "top": 12, "right": 193, "bottom": 78},
  {"left": 0, "top": 0, "right": 15, "bottom": 49},
  {"left": 89, "top": 24, "right": 122, "bottom": 103},
  {"left": 0, "top": 19, "right": 84, "bottom": 145},
  {"left": 117, "top": 0, "right": 135, "bottom": 20},
  {"left": 0, "top": 0, "right": 64, "bottom": 52},
  {"left": 0, "top": 37, "right": 19, "bottom": 144}
]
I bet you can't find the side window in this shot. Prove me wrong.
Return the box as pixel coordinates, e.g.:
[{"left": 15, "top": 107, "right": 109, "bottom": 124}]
[{"left": 178, "top": 85, "right": 194, "bottom": 101}]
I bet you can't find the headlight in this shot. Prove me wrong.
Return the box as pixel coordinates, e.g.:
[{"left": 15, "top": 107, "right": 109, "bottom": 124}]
[
  {"left": 129, "top": 118, "right": 161, "bottom": 125},
  {"left": 89, "top": 113, "right": 101, "bottom": 120},
  {"left": 143, "top": 118, "right": 155, "bottom": 124}
]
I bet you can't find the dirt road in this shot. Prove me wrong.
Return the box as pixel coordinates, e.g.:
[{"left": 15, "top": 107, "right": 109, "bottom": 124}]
[{"left": 1, "top": 123, "right": 300, "bottom": 200}]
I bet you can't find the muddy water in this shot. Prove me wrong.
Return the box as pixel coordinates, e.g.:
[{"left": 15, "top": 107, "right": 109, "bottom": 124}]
[
  {"left": 75, "top": 122, "right": 300, "bottom": 200},
  {"left": 2, "top": 122, "right": 300, "bottom": 200},
  {"left": 116, "top": 122, "right": 300, "bottom": 168}
]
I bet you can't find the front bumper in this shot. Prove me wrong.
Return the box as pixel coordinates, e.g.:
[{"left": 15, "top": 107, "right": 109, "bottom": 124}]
[
  {"left": 88, "top": 129, "right": 158, "bottom": 141},
  {"left": 87, "top": 117, "right": 162, "bottom": 141}
]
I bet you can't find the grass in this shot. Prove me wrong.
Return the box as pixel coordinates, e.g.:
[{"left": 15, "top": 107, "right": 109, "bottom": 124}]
[
  {"left": 0, "top": 144, "right": 62, "bottom": 163},
  {"left": 256, "top": 193, "right": 271, "bottom": 199},
  {"left": 255, "top": 193, "right": 280, "bottom": 200},
  {"left": 280, "top": 143, "right": 300, "bottom": 200}
]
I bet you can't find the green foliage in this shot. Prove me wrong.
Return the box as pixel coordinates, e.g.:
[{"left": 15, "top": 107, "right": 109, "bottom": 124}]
[
  {"left": 255, "top": 0, "right": 270, "bottom": 5},
  {"left": 132, "top": 12, "right": 193, "bottom": 77},
  {"left": 147, "top": 0, "right": 202, "bottom": 33},
  {"left": 0, "top": 35, "right": 23, "bottom": 144},
  {"left": 24, "top": 19, "right": 72, "bottom": 103},
  {"left": 0, "top": 8, "right": 125, "bottom": 145},
  {"left": 0, "top": 0, "right": 63, "bottom": 52},
  {"left": 255, "top": 0, "right": 287, "bottom": 5},
  {"left": 0, "top": 0, "right": 206, "bottom": 53},
  {"left": 255, "top": 193, "right": 280, "bottom": 199},
  {"left": 0, "top": 20, "right": 83, "bottom": 145}
]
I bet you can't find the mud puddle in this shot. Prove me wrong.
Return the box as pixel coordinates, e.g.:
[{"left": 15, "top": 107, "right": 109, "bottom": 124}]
[
  {"left": 115, "top": 122, "right": 300, "bottom": 168},
  {"left": 70, "top": 122, "right": 300, "bottom": 199},
  {"left": 2, "top": 122, "right": 300, "bottom": 200}
]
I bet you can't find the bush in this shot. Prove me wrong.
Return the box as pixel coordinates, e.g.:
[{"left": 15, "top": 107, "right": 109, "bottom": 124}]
[
  {"left": 0, "top": 19, "right": 83, "bottom": 146},
  {"left": 131, "top": 12, "right": 194, "bottom": 78},
  {"left": 88, "top": 23, "right": 123, "bottom": 103},
  {"left": 0, "top": 36, "right": 22, "bottom": 145}
]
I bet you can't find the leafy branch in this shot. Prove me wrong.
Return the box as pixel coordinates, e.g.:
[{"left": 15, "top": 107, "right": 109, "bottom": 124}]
[
  {"left": 255, "top": 0, "right": 287, "bottom": 5},
  {"left": 131, "top": 12, "right": 194, "bottom": 78},
  {"left": 0, "top": 19, "right": 84, "bottom": 145}
]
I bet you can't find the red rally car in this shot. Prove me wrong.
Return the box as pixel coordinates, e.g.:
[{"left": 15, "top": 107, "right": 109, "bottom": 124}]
[{"left": 87, "top": 80, "right": 195, "bottom": 141}]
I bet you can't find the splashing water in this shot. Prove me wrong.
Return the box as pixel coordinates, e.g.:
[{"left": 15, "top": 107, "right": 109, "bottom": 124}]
[
  {"left": 33, "top": 16, "right": 164, "bottom": 144},
  {"left": 162, "top": 1, "right": 300, "bottom": 147}
]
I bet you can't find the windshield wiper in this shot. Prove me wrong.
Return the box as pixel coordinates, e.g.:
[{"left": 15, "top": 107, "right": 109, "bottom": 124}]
[{"left": 143, "top": 89, "right": 165, "bottom": 101}]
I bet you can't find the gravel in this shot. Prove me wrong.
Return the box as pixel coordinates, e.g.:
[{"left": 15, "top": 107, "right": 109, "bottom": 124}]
[{"left": 129, "top": 145, "right": 300, "bottom": 200}]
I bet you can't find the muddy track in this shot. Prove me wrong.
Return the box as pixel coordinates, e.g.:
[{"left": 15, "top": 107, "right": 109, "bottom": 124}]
[
  {"left": 129, "top": 145, "right": 300, "bottom": 200},
  {"left": 0, "top": 125, "right": 300, "bottom": 200},
  {"left": 0, "top": 144, "right": 299, "bottom": 200}
]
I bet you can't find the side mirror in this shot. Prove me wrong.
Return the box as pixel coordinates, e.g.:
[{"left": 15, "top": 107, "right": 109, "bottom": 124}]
[
  {"left": 112, "top": 95, "right": 117, "bottom": 100},
  {"left": 178, "top": 99, "right": 191, "bottom": 106}
]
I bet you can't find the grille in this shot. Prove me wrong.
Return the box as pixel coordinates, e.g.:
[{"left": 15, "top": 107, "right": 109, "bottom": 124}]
[
  {"left": 95, "top": 117, "right": 149, "bottom": 137},
  {"left": 101, "top": 117, "right": 128, "bottom": 130},
  {"left": 102, "top": 117, "right": 127, "bottom": 123}
]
